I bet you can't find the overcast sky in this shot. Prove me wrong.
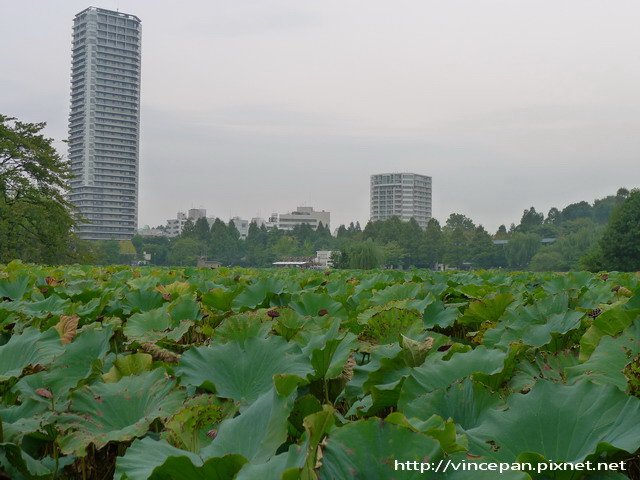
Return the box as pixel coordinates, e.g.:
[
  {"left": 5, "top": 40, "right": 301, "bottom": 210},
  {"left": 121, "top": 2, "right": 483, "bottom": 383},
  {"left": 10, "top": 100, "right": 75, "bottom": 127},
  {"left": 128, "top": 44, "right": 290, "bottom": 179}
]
[{"left": 2, "top": 0, "right": 639, "bottom": 232}]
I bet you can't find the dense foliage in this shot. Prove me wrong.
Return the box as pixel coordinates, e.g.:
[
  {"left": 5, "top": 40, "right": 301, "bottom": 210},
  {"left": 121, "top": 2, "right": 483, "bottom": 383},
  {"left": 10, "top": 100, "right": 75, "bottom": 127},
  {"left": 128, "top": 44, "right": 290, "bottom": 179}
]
[
  {"left": 0, "top": 115, "right": 78, "bottom": 264},
  {"left": 130, "top": 188, "right": 631, "bottom": 271},
  {"left": 1, "top": 262, "right": 639, "bottom": 479},
  {"left": 585, "top": 190, "right": 640, "bottom": 272}
]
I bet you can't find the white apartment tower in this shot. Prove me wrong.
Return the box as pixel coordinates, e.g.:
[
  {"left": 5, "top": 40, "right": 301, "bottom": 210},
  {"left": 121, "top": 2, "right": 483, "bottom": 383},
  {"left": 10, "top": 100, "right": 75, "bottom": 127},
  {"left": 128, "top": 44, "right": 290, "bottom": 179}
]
[
  {"left": 370, "top": 173, "right": 432, "bottom": 228},
  {"left": 67, "top": 7, "right": 142, "bottom": 239}
]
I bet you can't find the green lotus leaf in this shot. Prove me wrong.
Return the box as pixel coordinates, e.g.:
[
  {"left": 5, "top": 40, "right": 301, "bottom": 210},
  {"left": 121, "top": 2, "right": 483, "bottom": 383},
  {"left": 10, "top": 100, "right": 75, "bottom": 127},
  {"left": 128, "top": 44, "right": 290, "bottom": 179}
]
[
  {"left": 272, "top": 308, "right": 307, "bottom": 341},
  {"left": 102, "top": 352, "right": 153, "bottom": 383},
  {"left": 58, "top": 369, "right": 185, "bottom": 456},
  {"left": 199, "top": 381, "right": 301, "bottom": 463},
  {"left": 123, "top": 305, "right": 193, "bottom": 343},
  {"left": 234, "top": 444, "right": 307, "bottom": 480},
  {"left": 156, "top": 281, "right": 193, "bottom": 299},
  {"left": 289, "top": 292, "right": 345, "bottom": 318},
  {"left": 0, "top": 399, "right": 51, "bottom": 443},
  {"left": 14, "top": 325, "right": 113, "bottom": 407},
  {"left": 212, "top": 312, "right": 273, "bottom": 344},
  {"left": 458, "top": 293, "right": 514, "bottom": 326},
  {"left": 465, "top": 380, "right": 640, "bottom": 464},
  {"left": 0, "top": 274, "right": 30, "bottom": 300},
  {"left": 0, "top": 328, "right": 64, "bottom": 382},
  {"left": 126, "top": 275, "right": 161, "bottom": 291},
  {"left": 15, "top": 294, "right": 71, "bottom": 318},
  {"left": 579, "top": 305, "right": 638, "bottom": 361},
  {"left": 123, "top": 288, "right": 164, "bottom": 314},
  {"left": 114, "top": 437, "right": 247, "bottom": 480},
  {"left": 231, "top": 278, "right": 285, "bottom": 311},
  {"left": 452, "top": 282, "right": 495, "bottom": 300},
  {"left": 399, "top": 346, "right": 507, "bottom": 410},
  {"left": 509, "top": 350, "right": 579, "bottom": 393},
  {"left": 54, "top": 279, "right": 104, "bottom": 302},
  {"left": 0, "top": 443, "right": 74, "bottom": 480},
  {"left": 318, "top": 418, "right": 442, "bottom": 479},
  {"left": 162, "top": 394, "right": 234, "bottom": 453},
  {"left": 168, "top": 294, "right": 201, "bottom": 322},
  {"left": 177, "top": 336, "right": 312, "bottom": 405},
  {"left": 200, "top": 287, "right": 237, "bottom": 312},
  {"left": 299, "top": 319, "right": 357, "bottom": 380},
  {"left": 483, "top": 294, "right": 583, "bottom": 349},
  {"left": 345, "top": 344, "right": 402, "bottom": 401},
  {"left": 400, "top": 334, "right": 434, "bottom": 367},
  {"left": 423, "top": 299, "right": 460, "bottom": 329},
  {"left": 368, "top": 282, "right": 423, "bottom": 305},
  {"left": 567, "top": 320, "right": 640, "bottom": 390},
  {"left": 403, "top": 379, "right": 502, "bottom": 430}
]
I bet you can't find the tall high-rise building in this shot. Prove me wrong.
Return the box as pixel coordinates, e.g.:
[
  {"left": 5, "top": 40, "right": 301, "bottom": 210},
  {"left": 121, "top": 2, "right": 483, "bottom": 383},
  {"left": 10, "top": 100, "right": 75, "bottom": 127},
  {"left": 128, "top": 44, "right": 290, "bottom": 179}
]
[
  {"left": 67, "top": 7, "right": 141, "bottom": 240},
  {"left": 370, "top": 173, "right": 432, "bottom": 228}
]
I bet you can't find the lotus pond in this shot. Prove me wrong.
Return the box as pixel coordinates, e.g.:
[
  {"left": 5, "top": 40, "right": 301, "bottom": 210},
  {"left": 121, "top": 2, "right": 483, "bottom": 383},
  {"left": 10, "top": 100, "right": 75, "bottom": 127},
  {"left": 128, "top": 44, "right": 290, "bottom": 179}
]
[{"left": 1, "top": 262, "right": 639, "bottom": 479}]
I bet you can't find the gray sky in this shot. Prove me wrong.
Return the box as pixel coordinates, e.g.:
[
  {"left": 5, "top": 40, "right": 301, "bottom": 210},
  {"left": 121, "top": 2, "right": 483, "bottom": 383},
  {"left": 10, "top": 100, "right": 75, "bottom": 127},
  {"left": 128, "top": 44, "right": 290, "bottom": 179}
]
[{"left": 2, "top": 0, "right": 639, "bottom": 232}]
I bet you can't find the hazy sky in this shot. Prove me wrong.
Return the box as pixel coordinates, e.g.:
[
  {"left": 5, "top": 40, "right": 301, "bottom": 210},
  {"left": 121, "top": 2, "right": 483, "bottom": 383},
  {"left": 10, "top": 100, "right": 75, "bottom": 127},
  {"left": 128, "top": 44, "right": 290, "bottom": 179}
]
[{"left": 2, "top": 0, "right": 639, "bottom": 232}]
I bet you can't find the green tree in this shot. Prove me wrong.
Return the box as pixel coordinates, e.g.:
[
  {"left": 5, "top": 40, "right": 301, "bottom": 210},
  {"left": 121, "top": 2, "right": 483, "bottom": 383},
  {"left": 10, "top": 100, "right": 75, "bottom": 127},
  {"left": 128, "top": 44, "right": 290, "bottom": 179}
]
[
  {"left": 494, "top": 224, "right": 509, "bottom": 239},
  {"left": 518, "top": 207, "right": 543, "bottom": 232},
  {"left": 181, "top": 219, "right": 196, "bottom": 238},
  {"left": 0, "top": 114, "right": 77, "bottom": 263},
  {"left": 272, "top": 236, "right": 298, "bottom": 259},
  {"left": 95, "top": 240, "right": 121, "bottom": 265},
  {"left": 246, "top": 222, "right": 269, "bottom": 266},
  {"left": 546, "top": 207, "right": 561, "bottom": 226},
  {"left": 468, "top": 225, "right": 495, "bottom": 268},
  {"left": 590, "top": 190, "right": 640, "bottom": 271},
  {"left": 401, "top": 218, "right": 426, "bottom": 267},
  {"left": 346, "top": 240, "right": 384, "bottom": 269},
  {"left": 561, "top": 201, "right": 592, "bottom": 222},
  {"left": 209, "top": 218, "right": 232, "bottom": 262},
  {"left": 505, "top": 233, "right": 541, "bottom": 269},
  {"left": 382, "top": 241, "right": 407, "bottom": 268},
  {"left": 168, "top": 238, "right": 203, "bottom": 266},
  {"left": 445, "top": 213, "right": 475, "bottom": 231},
  {"left": 194, "top": 217, "right": 211, "bottom": 242},
  {"left": 529, "top": 250, "right": 569, "bottom": 272},
  {"left": 423, "top": 218, "right": 444, "bottom": 267}
]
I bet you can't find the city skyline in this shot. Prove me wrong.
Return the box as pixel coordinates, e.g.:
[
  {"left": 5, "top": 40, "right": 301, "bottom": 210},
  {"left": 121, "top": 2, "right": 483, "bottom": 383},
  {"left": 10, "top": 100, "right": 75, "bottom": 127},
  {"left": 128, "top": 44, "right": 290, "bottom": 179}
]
[{"left": 2, "top": 1, "right": 640, "bottom": 233}]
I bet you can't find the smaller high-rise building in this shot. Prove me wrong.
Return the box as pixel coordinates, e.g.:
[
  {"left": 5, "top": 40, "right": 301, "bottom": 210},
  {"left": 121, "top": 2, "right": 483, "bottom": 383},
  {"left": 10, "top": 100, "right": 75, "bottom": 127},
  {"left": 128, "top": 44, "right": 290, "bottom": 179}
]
[{"left": 370, "top": 173, "right": 432, "bottom": 228}]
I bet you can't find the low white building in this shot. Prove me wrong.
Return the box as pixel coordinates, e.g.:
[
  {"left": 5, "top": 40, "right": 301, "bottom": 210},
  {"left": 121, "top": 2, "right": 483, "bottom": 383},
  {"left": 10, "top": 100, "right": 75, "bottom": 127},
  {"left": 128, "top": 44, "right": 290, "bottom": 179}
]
[
  {"left": 137, "top": 226, "right": 169, "bottom": 238},
  {"left": 276, "top": 206, "right": 330, "bottom": 231},
  {"left": 315, "top": 250, "right": 335, "bottom": 268},
  {"left": 251, "top": 216, "right": 278, "bottom": 230}
]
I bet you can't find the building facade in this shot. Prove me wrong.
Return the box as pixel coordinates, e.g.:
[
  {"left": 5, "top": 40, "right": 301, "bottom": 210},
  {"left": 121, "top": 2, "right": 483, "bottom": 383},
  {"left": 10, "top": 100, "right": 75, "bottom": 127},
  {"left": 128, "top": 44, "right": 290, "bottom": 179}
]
[
  {"left": 67, "top": 7, "right": 142, "bottom": 240},
  {"left": 188, "top": 208, "right": 207, "bottom": 221},
  {"left": 315, "top": 250, "right": 335, "bottom": 268},
  {"left": 166, "top": 211, "right": 187, "bottom": 237},
  {"left": 230, "top": 217, "right": 250, "bottom": 239},
  {"left": 276, "top": 206, "right": 330, "bottom": 231},
  {"left": 370, "top": 173, "right": 432, "bottom": 228}
]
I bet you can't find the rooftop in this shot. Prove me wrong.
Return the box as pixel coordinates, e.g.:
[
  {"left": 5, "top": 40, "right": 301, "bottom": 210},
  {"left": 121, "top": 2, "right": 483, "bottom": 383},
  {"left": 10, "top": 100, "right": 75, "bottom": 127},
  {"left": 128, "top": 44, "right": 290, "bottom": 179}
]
[{"left": 75, "top": 6, "right": 141, "bottom": 23}]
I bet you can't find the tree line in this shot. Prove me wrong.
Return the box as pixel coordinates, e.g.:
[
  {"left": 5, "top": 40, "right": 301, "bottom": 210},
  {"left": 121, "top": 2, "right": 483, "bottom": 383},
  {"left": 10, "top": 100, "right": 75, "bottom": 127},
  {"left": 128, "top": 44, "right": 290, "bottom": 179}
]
[
  {"left": 126, "top": 187, "right": 635, "bottom": 271},
  {"left": 2, "top": 113, "right": 639, "bottom": 271}
]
